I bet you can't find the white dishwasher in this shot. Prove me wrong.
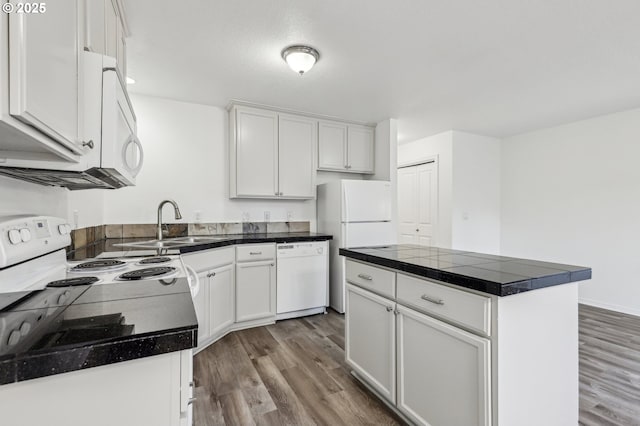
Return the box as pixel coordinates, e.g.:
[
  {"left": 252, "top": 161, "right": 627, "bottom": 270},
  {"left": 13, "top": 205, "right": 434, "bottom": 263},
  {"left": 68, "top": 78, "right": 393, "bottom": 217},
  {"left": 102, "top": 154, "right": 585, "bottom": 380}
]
[{"left": 276, "top": 241, "right": 329, "bottom": 320}]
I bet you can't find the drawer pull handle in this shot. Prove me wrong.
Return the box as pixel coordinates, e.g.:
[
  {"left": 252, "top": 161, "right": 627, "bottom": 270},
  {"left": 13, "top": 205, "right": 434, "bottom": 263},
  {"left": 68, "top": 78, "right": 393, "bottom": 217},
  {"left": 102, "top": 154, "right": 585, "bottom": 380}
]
[
  {"left": 357, "top": 273, "right": 372, "bottom": 281},
  {"left": 249, "top": 252, "right": 262, "bottom": 255},
  {"left": 421, "top": 294, "right": 445, "bottom": 305}
]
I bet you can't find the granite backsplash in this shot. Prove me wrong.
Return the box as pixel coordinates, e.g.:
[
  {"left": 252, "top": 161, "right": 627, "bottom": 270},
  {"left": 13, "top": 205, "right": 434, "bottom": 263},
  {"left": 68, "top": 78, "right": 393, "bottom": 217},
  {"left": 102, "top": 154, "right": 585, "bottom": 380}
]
[{"left": 69, "top": 221, "right": 311, "bottom": 251}]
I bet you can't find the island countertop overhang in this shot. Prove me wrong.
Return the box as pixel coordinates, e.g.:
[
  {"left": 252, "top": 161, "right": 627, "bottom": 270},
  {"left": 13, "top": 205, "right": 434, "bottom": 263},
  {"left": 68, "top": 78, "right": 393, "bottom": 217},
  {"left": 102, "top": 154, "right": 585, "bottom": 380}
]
[{"left": 339, "top": 244, "right": 591, "bottom": 297}]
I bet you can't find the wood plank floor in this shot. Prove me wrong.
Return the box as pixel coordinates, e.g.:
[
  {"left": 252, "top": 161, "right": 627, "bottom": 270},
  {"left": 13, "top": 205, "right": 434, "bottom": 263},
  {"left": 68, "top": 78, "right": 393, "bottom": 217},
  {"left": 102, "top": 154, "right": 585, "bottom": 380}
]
[
  {"left": 193, "top": 310, "right": 402, "bottom": 425},
  {"left": 579, "top": 304, "right": 640, "bottom": 426},
  {"left": 195, "top": 305, "right": 640, "bottom": 426}
]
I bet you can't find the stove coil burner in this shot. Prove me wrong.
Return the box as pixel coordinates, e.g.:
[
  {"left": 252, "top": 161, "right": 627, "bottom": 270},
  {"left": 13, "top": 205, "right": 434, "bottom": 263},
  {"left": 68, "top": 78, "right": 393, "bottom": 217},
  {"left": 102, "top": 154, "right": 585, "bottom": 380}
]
[
  {"left": 116, "top": 267, "right": 176, "bottom": 281},
  {"left": 47, "top": 277, "right": 100, "bottom": 287},
  {"left": 71, "top": 259, "right": 126, "bottom": 272},
  {"left": 138, "top": 257, "right": 172, "bottom": 265}
]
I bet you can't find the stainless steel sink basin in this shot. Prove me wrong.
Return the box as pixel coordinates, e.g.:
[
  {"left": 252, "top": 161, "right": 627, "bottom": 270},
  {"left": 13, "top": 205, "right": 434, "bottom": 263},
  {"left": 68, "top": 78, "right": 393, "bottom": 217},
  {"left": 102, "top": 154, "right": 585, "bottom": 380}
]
[{"left": 113, "top": 236, "right": 226, "bottom": 249}]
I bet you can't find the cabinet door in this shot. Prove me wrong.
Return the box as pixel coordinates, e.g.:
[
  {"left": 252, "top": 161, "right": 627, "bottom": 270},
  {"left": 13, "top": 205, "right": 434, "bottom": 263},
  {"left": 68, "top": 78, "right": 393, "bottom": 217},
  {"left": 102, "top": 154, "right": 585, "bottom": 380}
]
[
  {"left": 318, "top": 121, "right": 347, "bottom": 171},
  {"left": 236, "top": 260, "right": 276, "bottom": 322},
  {"left": 84, "top": 0, "right": 105, "bottom": 54},
  {"left": 116, "top": 15, "right": 126, "bottom": 79},
  {"left": 397, "top": 305, "right": 491, "bottom": 426},
  {"left": 345, "top": 284, "right": 396, "bottom": 403},
  {"left": 9, "top": 1, "right": 83, "bottom": 154},
  {"left": 209, "top": 264, "right": 235, "bottom": 337},
  {"left": 235, "top": 107, "right": 278, "bottom": 197},
  {"left": 278, "top": 114, "right": 316, "bottom": 198},
  {"left": 193, "top": 270, "right": 210, "bottom": 345},
  {"left": 347, "top": 125, "right": 374, "bottom": 173},
  {"left": 105, "top": 0, "right": 118, "bottom": 59}
]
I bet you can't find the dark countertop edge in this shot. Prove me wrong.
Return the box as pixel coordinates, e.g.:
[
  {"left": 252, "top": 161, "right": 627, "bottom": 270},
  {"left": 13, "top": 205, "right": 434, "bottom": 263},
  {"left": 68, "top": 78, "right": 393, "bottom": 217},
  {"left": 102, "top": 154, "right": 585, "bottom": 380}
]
[
  {"left": 339, "top": 248, "right": 592, "bottom": 297},
  {"left": 0, "top": 327, "right": 197, "bottom": 385},
  {"left": 178, "top": 234, "right": 333, "bottom": 254},
  {"left": 67, "top": 233, "right": 333, "bottom": 259}
]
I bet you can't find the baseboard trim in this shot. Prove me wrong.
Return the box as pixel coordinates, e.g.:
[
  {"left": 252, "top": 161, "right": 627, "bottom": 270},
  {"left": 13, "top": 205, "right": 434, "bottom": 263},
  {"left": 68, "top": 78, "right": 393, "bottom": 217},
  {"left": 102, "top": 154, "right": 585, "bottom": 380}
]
[{"left": 579, "top": 298, "right": 640, "bottom": 318}]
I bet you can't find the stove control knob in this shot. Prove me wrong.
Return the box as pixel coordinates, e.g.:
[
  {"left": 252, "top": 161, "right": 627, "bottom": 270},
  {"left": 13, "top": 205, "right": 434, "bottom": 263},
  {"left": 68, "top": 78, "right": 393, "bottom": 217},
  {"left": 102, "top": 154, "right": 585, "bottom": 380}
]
[
  {"left": 7, "top": 330, "right": 21, "bottom": 346},
  {"left": 58, "top": 224, "right": 68, "bottom": 235},
  {"left": 20, "top": 228, "right": 31, "bottom": 242},
  {"left": 8, "top": 229, "right": 21, "bottom": 245},
  {"left": 19, "top": 321, "right": 31, "bottom": 336},
  {"left": 57, "top": 294, "right": 67, "bottom": 304}
]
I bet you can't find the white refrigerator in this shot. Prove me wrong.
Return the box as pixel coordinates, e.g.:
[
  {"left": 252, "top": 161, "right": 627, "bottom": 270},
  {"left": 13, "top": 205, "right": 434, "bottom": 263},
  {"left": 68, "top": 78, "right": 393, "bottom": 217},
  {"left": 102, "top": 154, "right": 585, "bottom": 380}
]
[{"left": 317, "top": 180, "right": 396, "bottom": 313}]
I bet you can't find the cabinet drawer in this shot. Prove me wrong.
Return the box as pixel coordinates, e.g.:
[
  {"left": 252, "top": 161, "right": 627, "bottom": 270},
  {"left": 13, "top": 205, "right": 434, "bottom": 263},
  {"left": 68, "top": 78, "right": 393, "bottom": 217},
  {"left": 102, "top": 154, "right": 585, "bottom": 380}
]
[
  {"left": 181, "top": 247, "right": 234, "bottom": 273},
  {"left": 397, "top": 274, "right": 491, "bottom": 336},
  {"left": 345, "top": 260, "right": 395, "bottom": 299},
  {"left": 236, "top": 244, "right": 276, "bottom": 262}
]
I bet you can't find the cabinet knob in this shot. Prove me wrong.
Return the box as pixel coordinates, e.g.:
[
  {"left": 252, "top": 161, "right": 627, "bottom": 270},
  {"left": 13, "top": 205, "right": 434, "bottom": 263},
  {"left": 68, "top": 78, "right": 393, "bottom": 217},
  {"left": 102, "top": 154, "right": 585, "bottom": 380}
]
[
  {"left": 416, "top": 228, "right": 419, "bottom": 232},
  {"left": 82, "top": 140, "right": 94, "bottom": 149},
  {"left": 187, "top": 397, "right": 197, "bottom": 406},
  {"left": 386, "top": 306, "right": 393, "bottom": 312}
]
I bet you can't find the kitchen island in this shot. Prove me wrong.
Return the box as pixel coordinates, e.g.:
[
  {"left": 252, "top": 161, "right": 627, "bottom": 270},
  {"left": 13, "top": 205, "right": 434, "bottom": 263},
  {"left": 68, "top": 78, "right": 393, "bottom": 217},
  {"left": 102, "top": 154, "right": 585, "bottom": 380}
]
[{"left": 339, "top": 244, "right": 591, "bottom": 426}]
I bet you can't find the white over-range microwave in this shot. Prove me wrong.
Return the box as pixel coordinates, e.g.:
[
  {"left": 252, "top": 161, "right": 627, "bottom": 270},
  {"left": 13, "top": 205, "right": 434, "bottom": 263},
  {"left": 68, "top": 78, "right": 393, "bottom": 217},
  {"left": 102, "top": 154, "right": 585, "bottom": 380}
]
[{"left": 0, "top": 52, "right": 144, "bottom": 190}]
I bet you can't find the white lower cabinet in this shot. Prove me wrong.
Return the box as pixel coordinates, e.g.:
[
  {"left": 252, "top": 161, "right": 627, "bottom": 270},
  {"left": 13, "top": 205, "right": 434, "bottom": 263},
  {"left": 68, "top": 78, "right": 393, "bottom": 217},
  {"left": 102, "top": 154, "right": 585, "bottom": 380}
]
[
  {"left": 345, "top": 284, "right": 396, "bottom": 403},
  {"left": 192, "top": 269, "right": 210, "bottom": 342},
  {"left": 396, "top": 305, "right": 491, "bottom": 426},
  {"left": 236, "top": 259, "right": 276, "bottom": 322},
  {"left": 345, "top": 268, "right": 491, "bottom": 426},
  {"left": 209, "top": 264, "right": 235, "bottom": 336},
  {"left": 0, "top": 350, "right": 192, "bottom": 426}
]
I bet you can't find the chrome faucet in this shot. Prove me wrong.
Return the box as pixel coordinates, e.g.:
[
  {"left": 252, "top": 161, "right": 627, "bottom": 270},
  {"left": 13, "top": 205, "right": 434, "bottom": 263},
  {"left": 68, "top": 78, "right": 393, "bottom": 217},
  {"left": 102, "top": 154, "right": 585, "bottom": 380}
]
[{"left": 157, "top": 200, "right": 183, "bottom": 240}]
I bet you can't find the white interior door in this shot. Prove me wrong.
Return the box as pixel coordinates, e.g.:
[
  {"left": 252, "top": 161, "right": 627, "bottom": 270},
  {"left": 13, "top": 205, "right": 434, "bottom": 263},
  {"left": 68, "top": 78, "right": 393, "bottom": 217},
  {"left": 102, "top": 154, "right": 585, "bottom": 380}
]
[
  {"left": 398, "top": 166, "right": 419, "bottom": 244},
  {"left": 397, "top": 161, "right": 437, "bottom": 246}
]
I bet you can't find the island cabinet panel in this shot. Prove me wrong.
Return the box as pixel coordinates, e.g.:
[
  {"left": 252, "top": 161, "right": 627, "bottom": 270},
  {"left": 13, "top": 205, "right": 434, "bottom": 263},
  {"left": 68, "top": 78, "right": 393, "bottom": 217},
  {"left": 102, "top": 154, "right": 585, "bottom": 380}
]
[
  {"left": 397, "top": 273, "right": 491, "bottom": 336},
  {"left": 345, "top": 259, "right": 396, "bottom": 299},
  {"left": 396, "top": 305, "right": 491, "bottom": 426},
  {"left": 345, "top": 284, "right": 396, "bottom": 403}
]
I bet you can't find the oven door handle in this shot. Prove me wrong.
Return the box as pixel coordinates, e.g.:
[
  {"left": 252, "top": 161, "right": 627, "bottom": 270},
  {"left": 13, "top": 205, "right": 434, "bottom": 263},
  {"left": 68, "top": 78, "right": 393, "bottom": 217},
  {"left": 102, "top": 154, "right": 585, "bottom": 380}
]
[{"left": 185, "top": 265, "right": 200, "bottom": 297}]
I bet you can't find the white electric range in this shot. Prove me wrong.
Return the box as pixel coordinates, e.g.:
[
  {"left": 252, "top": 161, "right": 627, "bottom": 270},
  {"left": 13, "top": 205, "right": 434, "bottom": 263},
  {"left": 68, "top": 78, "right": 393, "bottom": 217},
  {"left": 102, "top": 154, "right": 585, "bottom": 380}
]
[{"left": 0, "top": 215, "right": 199, "bottom": 296}]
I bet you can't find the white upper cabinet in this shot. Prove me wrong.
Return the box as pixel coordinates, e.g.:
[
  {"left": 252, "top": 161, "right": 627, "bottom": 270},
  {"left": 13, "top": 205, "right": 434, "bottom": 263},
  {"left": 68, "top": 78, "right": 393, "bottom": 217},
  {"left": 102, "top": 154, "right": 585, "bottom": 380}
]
[
  {"left": 318, "top": 121, "right": 348, "bottom": 171},
  {"left": 232, "top": 106, "right": 279, "bottom": 198},
  {"left": 86, "top": 0, "right": 126, "bottom": 81},
  {"left": 278, "top": 114, "right": 316, "bottom": 198},
  {"left": 230, "top": 105, "right": 315, "bottom": 199},
  {"left": 318, "top": 120, "right": 374, "bottom": 174},
  {"left": 347, "top": 125, "right": 375, "bottom": 173},
  {"left": 7, "top": 1, "right": 84, "bottom": 155}
]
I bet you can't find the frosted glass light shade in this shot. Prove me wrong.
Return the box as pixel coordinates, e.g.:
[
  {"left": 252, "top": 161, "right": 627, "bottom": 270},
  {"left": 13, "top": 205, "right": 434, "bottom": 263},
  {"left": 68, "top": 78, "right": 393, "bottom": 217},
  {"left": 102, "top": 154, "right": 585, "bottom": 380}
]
[{"left": 281, "top": 45, "right": 320, "bottom": 75}]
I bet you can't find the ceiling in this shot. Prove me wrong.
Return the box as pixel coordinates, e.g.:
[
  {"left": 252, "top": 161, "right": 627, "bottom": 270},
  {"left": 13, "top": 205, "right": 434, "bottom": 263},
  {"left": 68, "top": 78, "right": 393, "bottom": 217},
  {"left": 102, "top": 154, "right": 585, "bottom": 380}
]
[{"left": 123, "top": 0, "right": 640, "bottom": 143}]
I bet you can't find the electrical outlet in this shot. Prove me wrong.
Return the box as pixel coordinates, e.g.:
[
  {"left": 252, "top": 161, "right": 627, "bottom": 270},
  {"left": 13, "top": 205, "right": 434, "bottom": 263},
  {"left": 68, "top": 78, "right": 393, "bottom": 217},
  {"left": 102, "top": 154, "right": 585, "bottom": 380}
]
[
  {"left": 73, "top": 210, "right": 79, "bottom": 229},
  {"left": 287, "top": 211, "right": 294, "bottom": 221},
  {"left": 264, "top": 211, "right": 270, "bottom": 222},
  {"left": 241, "top": 211, "right": 250, "bottom": 222},
  {"left": 194, "top": 210, "right": 202, "bottom": 223}
]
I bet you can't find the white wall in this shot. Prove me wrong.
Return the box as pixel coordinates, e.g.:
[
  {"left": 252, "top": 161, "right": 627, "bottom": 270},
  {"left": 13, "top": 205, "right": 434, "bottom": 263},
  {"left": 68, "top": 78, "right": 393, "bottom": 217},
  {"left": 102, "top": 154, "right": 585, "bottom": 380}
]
[
  {"left": 103, "top": 94, "right": 316, "bottom": 227},
  {"left": 501, "top": 108, "right": 640, "bottom": 316},
  {"left": 451, "top": 132, "right": 501, "bottom": 253},
  {"left": 397, "top": 130, "right": 500, "bottom": 252},
  {"left": 0, "top": 175, "right": 68, "bottom": 218}
]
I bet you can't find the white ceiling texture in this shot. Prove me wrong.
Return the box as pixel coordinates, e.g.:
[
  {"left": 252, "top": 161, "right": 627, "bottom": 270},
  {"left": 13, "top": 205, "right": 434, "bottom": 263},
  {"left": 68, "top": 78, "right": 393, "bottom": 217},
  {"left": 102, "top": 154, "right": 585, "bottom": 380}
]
[{"left": 123, "top": 0, "right": 640, "bottom": 143}]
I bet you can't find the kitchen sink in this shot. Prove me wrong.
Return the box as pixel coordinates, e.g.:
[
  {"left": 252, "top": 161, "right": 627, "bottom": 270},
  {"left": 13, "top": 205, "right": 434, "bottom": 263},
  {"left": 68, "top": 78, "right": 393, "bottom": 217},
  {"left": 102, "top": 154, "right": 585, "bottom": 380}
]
[{"left": 113, "top": 236, "right": 226, "bottom": 249}]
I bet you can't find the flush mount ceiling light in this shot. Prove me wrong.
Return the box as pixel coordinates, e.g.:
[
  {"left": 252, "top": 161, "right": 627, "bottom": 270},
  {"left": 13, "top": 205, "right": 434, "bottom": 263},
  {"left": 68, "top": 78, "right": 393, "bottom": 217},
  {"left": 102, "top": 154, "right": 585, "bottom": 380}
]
[{"left": 281, "top": 45, "right": 320, "bottom": 75}]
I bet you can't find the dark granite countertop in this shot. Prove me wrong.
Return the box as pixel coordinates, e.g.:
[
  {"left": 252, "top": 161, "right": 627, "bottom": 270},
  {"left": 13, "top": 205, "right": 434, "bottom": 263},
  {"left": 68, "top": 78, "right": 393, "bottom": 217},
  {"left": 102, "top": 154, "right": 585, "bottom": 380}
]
[
  {"left": 340, "top": 244, "right": 591, "bottom": 296},
  {"left": 68, "top": 232, "right": 333, "bottom": 261},
  {"left": 0, "top": 278, "right": 197, "bottom": 385}
]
